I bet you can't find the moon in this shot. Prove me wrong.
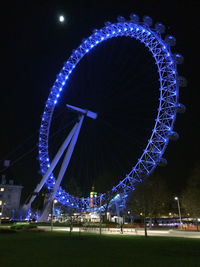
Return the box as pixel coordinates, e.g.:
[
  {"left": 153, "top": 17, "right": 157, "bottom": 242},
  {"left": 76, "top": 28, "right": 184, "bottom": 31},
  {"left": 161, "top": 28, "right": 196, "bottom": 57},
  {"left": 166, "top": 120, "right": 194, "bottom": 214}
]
[{"left": 59, "top": 15, "right": 65, "bottom": 23}]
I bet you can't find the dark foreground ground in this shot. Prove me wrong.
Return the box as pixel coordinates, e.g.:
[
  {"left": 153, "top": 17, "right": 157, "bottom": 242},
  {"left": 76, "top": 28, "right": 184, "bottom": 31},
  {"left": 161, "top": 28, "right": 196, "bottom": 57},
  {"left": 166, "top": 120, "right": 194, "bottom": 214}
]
[{"left": 0, "top": 231, "right": 200, "bottom": 267}]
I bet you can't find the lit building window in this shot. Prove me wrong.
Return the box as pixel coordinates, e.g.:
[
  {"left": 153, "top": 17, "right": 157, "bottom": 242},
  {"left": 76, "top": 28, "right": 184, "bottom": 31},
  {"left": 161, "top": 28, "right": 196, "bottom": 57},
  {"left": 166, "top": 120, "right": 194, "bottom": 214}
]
[
  {"left": 0, "top": 200, "right": 2, "bottom": 205},
  {"left": 0, "top": 188, "right": 4, "bottom": 192}
]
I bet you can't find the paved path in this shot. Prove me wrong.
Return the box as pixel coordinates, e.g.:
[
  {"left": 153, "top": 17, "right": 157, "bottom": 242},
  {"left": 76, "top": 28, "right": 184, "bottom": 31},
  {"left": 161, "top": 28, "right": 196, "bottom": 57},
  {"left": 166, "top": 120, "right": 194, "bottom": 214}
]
[{"left": 38, "top": 226, "right": 200, "bottom": 239}]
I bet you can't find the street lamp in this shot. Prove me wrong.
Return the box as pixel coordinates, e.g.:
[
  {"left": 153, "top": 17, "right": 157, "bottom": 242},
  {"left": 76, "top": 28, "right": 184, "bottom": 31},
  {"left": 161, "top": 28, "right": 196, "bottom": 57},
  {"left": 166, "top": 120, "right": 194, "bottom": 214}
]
[
  {"left": 174, "top": 196, "right": 182, "bottom": 229},
  {"left": 51, "top": 199, "right": 58, "bottom": 232},
  {"left": 99, "top": 194, "right": 103, "bottom": 235},
  {"left": 0, "top": 202, "right": 6, "bottom": 225}
]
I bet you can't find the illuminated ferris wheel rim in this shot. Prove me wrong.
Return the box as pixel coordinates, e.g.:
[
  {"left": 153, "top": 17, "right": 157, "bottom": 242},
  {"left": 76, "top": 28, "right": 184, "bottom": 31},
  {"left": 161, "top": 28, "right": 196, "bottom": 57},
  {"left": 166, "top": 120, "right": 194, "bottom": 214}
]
[{"left": 38, "top": 14, "right": 186, "bottom": 210}]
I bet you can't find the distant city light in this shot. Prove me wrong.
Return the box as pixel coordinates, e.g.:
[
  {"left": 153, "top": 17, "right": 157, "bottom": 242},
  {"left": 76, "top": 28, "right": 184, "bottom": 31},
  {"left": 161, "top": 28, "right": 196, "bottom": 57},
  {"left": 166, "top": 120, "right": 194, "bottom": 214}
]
[{"left": 59, "top": 15, "right": 65, "bottom": 23}]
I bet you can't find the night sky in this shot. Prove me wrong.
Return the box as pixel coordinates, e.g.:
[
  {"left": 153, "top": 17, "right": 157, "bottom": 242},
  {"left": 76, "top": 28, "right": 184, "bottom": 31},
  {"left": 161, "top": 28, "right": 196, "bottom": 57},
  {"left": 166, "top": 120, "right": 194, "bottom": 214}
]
[{"left": 1, "top": 0, "right": 199, "bottom": 201}]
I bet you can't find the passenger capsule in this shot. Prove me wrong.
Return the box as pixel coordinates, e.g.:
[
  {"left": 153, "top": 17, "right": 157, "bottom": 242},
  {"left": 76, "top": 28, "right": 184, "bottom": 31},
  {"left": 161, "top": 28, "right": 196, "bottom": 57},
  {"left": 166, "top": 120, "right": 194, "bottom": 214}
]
[
  {"left": 178, "top": 76, "right": 187, "bottom": 87},
  {"left": 168, "top": 131, "right": 179, "bottom": 141},
  {"left": 104, "top": 21, "right": 112, "bottom": 26},
  {"left": 117, "top": 16, "right": 126, "bottom": 22},
  {"left": 129, "top": 14, "right": 139, "bottom": 23},
  {"left": 154, "top": 22, "right": 166, "bottom": 34},
  {"left": 176, "top": 103, "right": 186, "bottom": 113},
  {"left": 164, "top": 35, "right": 176, "bottom": 46},
  {"left": 157, "top": 158, "right": 168, "bottom": 167},
  {"left": 174, "top": 53, "right": 184, "bottom": 64},
  {"left": 143, "top": 16, "right": 153, "bottom": 26}
]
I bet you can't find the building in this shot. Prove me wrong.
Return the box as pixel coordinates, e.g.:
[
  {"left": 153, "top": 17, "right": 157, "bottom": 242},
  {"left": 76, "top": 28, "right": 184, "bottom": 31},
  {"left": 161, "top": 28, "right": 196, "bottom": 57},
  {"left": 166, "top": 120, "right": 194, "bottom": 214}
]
[{"left": 0, "top": 175, "right": 23, "bottom": 219}]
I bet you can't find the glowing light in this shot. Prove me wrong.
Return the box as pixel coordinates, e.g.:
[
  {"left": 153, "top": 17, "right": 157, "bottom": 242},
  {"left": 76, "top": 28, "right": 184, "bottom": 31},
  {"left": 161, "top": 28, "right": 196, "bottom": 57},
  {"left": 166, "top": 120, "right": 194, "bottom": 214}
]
[
  {"left": 38, "top": 14, "right": 181, "bottom": 212},
  {"left": 59, "top": 15, "right": 65, "bottom": 23}
]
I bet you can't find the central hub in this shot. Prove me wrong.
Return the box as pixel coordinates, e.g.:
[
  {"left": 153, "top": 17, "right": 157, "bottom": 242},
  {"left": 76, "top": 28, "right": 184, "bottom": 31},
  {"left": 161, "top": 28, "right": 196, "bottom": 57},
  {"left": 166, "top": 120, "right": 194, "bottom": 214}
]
[{"left": 66, "top": 104, "right": 98, "bottom": 120}]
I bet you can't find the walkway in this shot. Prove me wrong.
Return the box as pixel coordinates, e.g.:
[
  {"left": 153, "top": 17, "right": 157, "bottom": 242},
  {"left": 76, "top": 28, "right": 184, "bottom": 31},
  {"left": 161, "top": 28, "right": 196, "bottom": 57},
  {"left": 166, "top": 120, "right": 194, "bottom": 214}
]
[{"left": 38, "top": 226, "right": 200, "bottom": 239}]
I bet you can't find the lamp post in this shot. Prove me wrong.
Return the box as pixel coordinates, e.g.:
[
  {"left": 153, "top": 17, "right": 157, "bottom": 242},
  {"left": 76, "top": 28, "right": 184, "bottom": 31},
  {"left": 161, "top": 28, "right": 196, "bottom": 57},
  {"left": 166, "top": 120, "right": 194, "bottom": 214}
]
[
  {"left": 174, "top": 196, "right": 182, "bottom": 229},
  {"left": 51, "top": 199, "right": 58, "bottom": 232},
  {"left": 0, "top": 202, "right": 6, "bottom": 225},
  {"left": 99, "top": 194, "right": 103, "bottom": 235}
]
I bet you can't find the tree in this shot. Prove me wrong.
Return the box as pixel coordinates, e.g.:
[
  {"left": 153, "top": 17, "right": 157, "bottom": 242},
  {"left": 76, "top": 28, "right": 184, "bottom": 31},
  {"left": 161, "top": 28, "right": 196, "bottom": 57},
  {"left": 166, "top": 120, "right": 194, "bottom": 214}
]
[
  {"left": 128, "top": 173, "right": 169, "bottom": 237},
  {"left": 63, "top": 177, "right": 82, "bottom": 230},
  {"left": 94, "top": 170, "right": 117, "bottom": 222},
  {"left": 181, "top": 165, "right": 200, "bottom": 230}
]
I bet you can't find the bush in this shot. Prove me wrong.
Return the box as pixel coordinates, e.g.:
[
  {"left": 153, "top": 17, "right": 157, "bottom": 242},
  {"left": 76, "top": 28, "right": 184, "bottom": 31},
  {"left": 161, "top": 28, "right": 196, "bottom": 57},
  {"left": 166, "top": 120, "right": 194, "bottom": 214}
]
[
  {"left": 82, "top": 222, "right": 100, "bottom": 228},
  {"left": 32, "top": 221, "right": 84, "bottom": 227},
  {"left": 82, "top": 222, "right": 118, "bottom": 228},
  {"left": 10, "top": 223, "right": 37, "bottom": 231}
]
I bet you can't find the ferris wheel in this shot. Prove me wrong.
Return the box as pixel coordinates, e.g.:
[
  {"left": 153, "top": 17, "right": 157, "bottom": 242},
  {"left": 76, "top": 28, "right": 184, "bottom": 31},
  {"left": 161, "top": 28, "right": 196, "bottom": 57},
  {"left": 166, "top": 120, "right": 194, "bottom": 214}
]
[{"left": 23, "top": 14, "right": 186, "bottom": 221}]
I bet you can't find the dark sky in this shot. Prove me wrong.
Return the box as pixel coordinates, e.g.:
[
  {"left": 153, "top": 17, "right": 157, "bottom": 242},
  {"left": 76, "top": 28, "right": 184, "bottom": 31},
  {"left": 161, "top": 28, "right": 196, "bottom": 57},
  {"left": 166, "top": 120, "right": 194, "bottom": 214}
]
[{"left": 0, "top": 0, "right": 199, "bottom": 201}]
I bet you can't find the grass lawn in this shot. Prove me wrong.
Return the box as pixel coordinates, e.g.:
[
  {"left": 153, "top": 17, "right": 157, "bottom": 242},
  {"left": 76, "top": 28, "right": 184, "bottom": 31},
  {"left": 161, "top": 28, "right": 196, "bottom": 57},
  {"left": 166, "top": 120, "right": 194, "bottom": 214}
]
[{"left": 0, "top": 231, "right": 200, "bottom": 267}]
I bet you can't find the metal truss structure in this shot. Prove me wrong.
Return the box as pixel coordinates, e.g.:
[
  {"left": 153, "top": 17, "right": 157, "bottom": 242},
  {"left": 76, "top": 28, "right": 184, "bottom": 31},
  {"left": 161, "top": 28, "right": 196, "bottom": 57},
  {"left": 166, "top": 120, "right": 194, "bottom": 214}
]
[{"left": 33, "top": 14, "right": 186, "bottom": 214}]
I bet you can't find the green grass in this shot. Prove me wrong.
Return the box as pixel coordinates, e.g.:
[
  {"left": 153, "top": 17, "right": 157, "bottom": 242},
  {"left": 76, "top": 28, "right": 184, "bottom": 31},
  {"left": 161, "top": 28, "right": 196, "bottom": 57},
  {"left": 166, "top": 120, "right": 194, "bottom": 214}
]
[{"left": 0, "top": 231, "right": 200, "bottom": 267}]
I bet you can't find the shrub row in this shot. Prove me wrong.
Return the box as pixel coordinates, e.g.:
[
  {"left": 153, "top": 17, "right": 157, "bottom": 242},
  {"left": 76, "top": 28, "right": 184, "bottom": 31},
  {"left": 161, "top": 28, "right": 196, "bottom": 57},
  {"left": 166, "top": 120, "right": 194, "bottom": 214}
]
[{"left": 10, "top": 223, "right": 37, "bottom": 231}]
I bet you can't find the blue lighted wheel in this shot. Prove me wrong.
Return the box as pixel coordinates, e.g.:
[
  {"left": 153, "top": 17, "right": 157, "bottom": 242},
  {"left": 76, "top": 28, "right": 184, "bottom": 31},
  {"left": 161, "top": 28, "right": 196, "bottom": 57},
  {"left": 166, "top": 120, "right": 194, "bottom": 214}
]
[{"left": 38, "top": 15, "right": 185, "bottom": 210}]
